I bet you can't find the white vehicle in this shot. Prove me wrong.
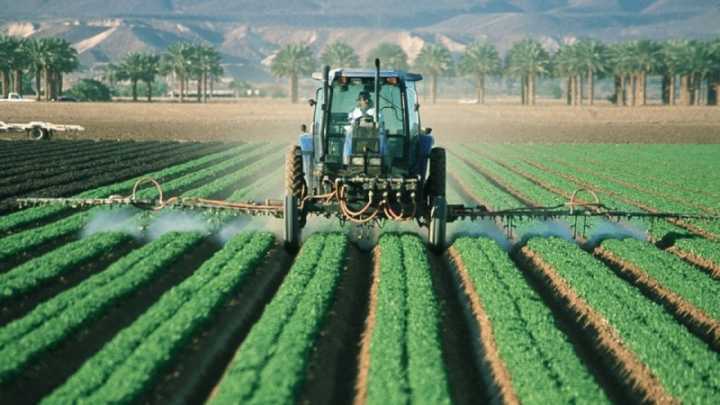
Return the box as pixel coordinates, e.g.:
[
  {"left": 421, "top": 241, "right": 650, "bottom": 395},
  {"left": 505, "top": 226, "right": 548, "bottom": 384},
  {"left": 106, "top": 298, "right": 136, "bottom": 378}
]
[
  {"left": 0, "top": 92, "right": 35, "bottom": 102},
  {"left": 0, "top": 121, "right": 84, "bottom": 140}
]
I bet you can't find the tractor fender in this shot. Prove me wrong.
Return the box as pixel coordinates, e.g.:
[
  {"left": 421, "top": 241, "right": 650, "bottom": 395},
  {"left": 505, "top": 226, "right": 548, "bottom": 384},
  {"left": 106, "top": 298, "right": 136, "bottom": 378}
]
[
  {"left": 298, "top": 132, "right": 314, "bottom": 183},
  {"left": 418, "top": 133, "right": 434, "bottom": 177}
]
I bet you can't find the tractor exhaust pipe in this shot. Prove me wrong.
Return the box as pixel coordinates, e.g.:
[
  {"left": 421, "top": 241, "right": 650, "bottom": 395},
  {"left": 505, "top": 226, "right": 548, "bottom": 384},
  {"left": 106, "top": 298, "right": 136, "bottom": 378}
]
[
  {"left": 320, "top": 64, "right": 330, "bottom": 159},
  {"left": 374, "top": 58, "right": 380, "bottom": 126}
]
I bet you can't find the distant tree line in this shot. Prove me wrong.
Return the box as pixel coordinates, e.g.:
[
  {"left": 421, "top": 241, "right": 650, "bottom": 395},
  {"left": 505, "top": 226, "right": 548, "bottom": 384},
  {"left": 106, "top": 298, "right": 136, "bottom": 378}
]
[
  {"left": 103, "top": 42, "right": 223, "bottom": 102},
  {"left": 4, "top": 33, "right": 719, "bottom": 105},
  {"left": 272, "top": 38, "right": 720, "bottom": 106},
  {"left": 0, "top": 36, "right": 78, "bottom": 100}
]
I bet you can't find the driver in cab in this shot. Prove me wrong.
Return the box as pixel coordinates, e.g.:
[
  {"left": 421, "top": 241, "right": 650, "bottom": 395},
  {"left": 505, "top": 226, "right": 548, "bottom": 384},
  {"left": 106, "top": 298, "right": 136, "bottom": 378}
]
[
  {"left": 343, "top": 90, "right": 385, "bottom": 165},
  {"left": 348, "top": 91, "right": 376, "bottom": 123}
]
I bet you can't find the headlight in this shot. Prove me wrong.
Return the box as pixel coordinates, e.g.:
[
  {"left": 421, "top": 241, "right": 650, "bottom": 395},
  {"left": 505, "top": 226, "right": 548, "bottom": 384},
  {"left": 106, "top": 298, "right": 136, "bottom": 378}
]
[
  {"left": 351, "top": 156, "right": 365, "bottom": 166},
  {"left": 368, "top": 157, "right": 382, "bottom": 166}
]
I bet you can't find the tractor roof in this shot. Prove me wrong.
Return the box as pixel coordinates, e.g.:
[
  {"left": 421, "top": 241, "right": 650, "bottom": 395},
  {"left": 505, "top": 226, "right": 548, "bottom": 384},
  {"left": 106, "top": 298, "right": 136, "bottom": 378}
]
[{"left": 312, "top": 68, "right": 423, "bottom": 82}]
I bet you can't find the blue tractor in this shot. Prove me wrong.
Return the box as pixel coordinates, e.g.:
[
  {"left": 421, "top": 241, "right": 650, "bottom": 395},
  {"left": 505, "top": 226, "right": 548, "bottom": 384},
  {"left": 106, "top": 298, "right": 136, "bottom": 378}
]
[{"left": 284, "top": 59, "right": 447, "bottom": 251}]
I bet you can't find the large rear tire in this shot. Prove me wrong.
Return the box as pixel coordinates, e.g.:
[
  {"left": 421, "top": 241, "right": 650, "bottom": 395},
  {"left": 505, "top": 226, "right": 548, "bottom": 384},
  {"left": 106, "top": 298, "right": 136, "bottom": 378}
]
[
  {"left": 284, "top": 146, "right": 306, "bottom": 251},
  {"left": 427, "top": 147, "right": 446, "bottom": 198}
]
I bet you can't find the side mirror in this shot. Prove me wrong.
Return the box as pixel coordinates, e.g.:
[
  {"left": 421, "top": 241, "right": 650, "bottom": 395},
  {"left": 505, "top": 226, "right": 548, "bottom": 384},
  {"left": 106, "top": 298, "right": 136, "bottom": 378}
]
[
  {"left": 424, "top": 127, "right": 432, "bottom": 135},
  {"left": 308, "top": 99, "right": 316, "bottom": 107},
  {"left": 415, "top": 103, "right": 420, "bottom": 112}
]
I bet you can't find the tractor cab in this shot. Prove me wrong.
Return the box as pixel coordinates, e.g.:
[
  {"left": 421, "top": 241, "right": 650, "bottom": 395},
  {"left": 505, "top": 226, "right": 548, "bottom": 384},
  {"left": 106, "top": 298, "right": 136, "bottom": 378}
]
[
  {"left": 285, "top": 60, "right": 446, "bottom": 252},
  {"left": 302, "top": 64, "right": 434, "bottom": 192}
]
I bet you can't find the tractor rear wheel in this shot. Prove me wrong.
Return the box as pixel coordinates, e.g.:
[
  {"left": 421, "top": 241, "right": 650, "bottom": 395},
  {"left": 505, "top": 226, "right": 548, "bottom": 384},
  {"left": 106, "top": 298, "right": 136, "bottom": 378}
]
[
  {"left": 427, "top": 147, "right": 446, "bottom": 198},
  {"left": 284, "top": 146, "right": 306, "bottom": 251}
]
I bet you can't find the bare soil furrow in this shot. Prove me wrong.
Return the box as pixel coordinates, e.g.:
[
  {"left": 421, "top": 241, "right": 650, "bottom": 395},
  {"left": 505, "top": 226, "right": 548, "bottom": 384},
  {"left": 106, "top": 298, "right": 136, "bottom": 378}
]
[{"left": 145, "top": 244, "right": 294, "bottom": 405}]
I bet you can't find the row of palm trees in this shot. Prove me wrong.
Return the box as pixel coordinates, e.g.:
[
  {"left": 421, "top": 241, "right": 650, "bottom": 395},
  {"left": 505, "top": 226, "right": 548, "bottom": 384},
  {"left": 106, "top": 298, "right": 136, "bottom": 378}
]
[
  {"left": 0, "top": 35, "right": 78, "bottom": 100},
  {"left": 272, "top": 38, "right": 720, "bottom": 106},
  {"left": 103, "top": 43, "right": 223, "bottom": 102}
]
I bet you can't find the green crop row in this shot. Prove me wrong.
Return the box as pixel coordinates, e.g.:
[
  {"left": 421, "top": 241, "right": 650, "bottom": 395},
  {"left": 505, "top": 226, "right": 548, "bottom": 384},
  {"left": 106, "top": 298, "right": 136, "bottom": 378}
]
[
  {"left": 672, "top": 238, "right": 720, "bottom": 272},
  {"left": 364, "top": 234, "right": 451, "bottom": 405},
  {"left": 600, "top": 238, "right": 720, "bottom": 320},
  {"left": 452, "top": 237, "right": 609, "bottom": 404},
  {"left": 452, "top": 147, "right": 564, "bottom": 207},
  {"left": 0, "top": 232, "right": 130, "bottom": 302},
  {"left": 0, "top": 231, "right": 204, "bottom": 384},
  {"left": 0, "top": 144, "right": 271, "bottom": 266},
  {"left": 181, "top": 149, "right": 283, "bottom": 198},
  {"left": 525, "top": 237, "right": 720, "bottom": 402},
  {"left": 475, "top": 145, "right": 684, "bottom": 241},
  {"left": 511, "top": 144, "right": 720, "bottom": 210},
  {"left": 209, "top": 233, "right": 347, "bottom": 404},
  {"left": 448, "top": 157, "right": 521, "bottom": 209},
  {"left": 43, "top": 232, "right": 274, "bottom": 404},
  {"left": 498, "top": 145, "right": 720, "bottom": 237},
  {"left": 0, "top": 143, "right": 257, "bottom": 235}
]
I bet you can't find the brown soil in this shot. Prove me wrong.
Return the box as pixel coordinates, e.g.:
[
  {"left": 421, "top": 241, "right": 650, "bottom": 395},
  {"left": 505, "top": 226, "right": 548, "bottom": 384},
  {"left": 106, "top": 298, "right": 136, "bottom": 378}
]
[
  {"left": 426, "top": 251, "right": 488, "bottom": 405},
  {"left": 2, "top": 101, "right": 720, "bottom": 143},
  {"left": 596, "top": 247, "right": 720, "bottom": 351},
  {"left": 448, "top": 246, "right": 519, "bottom": 405},
  {"left": 142, "top": 244, "right": 293, "bottom": 405},
  {"left": 518, "top": 246, "right": 678, "bottom": 404},
  {"left": 297, "top": 244, "right": 372, "bottom": 405},
  {"left": 352, "top": 246, "right": 381, "bottom": 405},
  {"left": 666, "top": 246, "right": 720, "bottom": 280}
]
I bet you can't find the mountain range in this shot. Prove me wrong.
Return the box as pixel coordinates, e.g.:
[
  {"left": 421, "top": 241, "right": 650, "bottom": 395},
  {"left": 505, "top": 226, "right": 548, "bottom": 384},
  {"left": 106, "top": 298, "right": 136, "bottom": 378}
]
[{"left": 1, "top": 0, "right": 718, "bottom": 81}]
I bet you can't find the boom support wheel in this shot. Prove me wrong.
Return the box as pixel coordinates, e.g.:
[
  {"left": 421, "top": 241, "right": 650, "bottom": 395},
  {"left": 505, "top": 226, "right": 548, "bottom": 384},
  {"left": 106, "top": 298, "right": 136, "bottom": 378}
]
[
  {"left": 428, "top": 196, "right": 447, "bottom": 253},
  {"left": 284, "top": 195, "right": 301, "bottom": 251},
  {"left": 427, "top": 147, "right": 446, "bottom": 252}
]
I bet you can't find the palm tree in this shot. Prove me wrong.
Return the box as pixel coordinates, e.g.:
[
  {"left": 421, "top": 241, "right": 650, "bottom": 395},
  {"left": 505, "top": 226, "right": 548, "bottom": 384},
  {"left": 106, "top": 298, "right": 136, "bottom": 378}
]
[
  {"left": 161, "top": 42, "right": 192, "bottom": 102},
  {"left": 608, "top": 43, "right": 635, "bottom": 106},
  {"left": 575, "top": 39, "right": 607, "bottom": 105},
  {"left": 320, "top": 41, "right": 359, "bottom": 68},
  {"left": 208, "top": 63, "right": 224, "bottom": 100},
  {"left": 627, "top": 40, "right": 660, "bottom": 105},
  {"left": 506, "top": 39, "right": 550, "bottom": 105},
  {"left": 365, "top": 43, "right": 408, "bottom": 70},
  {"left": 0, "top": 36, "right": 18, "bottom": 98},
  {"left": 24, "top": 38, "right": 49, "bottom": 100},
  {"left": 414, "top": 43, "right": 453, "bottom": 104},
  {"left": 196, "top": 45, "right": 222, "bottom": 103},
  {"left": 270, "top": 43, "right": 316, "bottom": 103},
  {"left": 710, "top": 39, "right": 720, "bottom": 105},
  {"left": 13, "top": 38, "right": 32, "bottom": 95},
  {"left": 50, "top": 39, "right": 79, "bottom": 99},
  {"left": 118, "top": 52, "right": 155, "bottom": 101},
  {"left": 554, "top": 42, "right": 583, "bottom": 105},
  {"left": 661, "top": 40, "right": 691, "bottom": 105},
  {"left": 459, "top": 41, "right": 501, "bottom": 104}
]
